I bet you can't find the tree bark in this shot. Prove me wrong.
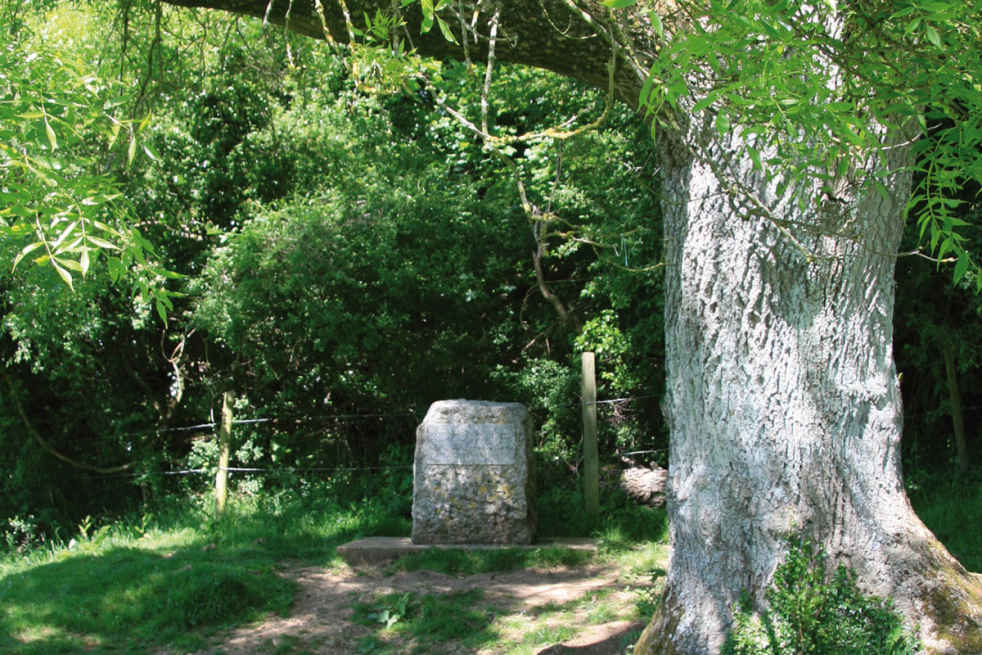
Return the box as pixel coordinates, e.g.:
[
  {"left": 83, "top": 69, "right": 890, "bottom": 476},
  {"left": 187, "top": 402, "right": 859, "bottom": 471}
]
[
  {"left": 155, "top": 1, "right": 982, "bottom": 651},
  {"left": 629, "top": 97, "right": 982, "bottom": 650}
]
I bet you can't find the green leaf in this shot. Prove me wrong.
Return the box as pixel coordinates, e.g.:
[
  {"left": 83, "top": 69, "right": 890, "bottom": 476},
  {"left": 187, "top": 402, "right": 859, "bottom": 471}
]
[
  {"left": 108, "top": 118, "right": 121, "bottom": 150},
  {"left": 938, "top": 236, "right": 953, "bottom": 260},
  {"left": 953, "top": 253, "right": 971, "bottom": 284},
  {"left": 53, "top": 220, "right": 78, "bottom": 247},
  {"left": 86, "top": 235, "right": 120, "bottom": 250},
  {"left": 420, "top": 0, "right": 434, "bottom": 33},
  {"left": 106, "top": 256, "right": 123, "bottom": 283},
  {"left": 925, "top": 25, "right": 941, "bottom": 47},
  {"left": 155, "top": 297, "right": 169, "bottom": 325},
  {"left": 715, "top": 111, "right": 731, "bottom": 136},
  {"left": 639, "top": 63, "right": 659, "bottom": 107},
  {"left": 80, "top": 247, "right": 90, "bottom": 276},
  {"left": 51, "top": 258, "right": 74, "bottom": 290},
  {"left": 12, "top": 241, "right": 43, "bottom": 271},
  {"left": 44, "top": 115, "right": 58, "bottom": 151},
  {"left": 650, "top": 11, "right": 665, "bottom": 40},
  {"left": 436, "top": 16, "right": 457, "bottom": 44},
  {"left": 56, "top": 256, "right": 84, "bottom": 273},
  {"left": 127, "top": 133, "right": 137, "bottom": 167},
  {"left": 603, "top": 0, "right": 636, "bottom": 8},
  {"left": 748, "top": 146, "right": 762, "bottom": 170},
  {"left": 142, "top": 144, "right": 159, "bottom": 162},
  {"left": 691, "top": 93, "right": 718, "bottom": 113}
]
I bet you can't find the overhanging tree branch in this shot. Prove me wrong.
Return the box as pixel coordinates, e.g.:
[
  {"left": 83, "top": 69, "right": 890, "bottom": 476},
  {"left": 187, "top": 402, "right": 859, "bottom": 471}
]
[{"left": 157, "top": 0, "right": 650, "bottom": 104}]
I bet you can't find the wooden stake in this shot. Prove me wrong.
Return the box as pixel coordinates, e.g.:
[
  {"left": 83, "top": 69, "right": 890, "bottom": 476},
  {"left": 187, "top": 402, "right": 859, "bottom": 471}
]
[
  {"left": 215, "top": 391, "right": 233, "bottom": 514},
  {"left": 581, "top": 352, "right": 599, "bottom": 521}
]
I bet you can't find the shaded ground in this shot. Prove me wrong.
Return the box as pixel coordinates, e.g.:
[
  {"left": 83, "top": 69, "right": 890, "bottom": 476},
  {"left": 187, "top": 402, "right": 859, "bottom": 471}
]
[{"left": 173, "top": 557, "right": 656, "bottom": 655}]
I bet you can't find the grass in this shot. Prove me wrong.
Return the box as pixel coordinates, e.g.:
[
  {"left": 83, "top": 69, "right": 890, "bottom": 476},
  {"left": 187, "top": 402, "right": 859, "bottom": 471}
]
[
  {"left": 352, "top": 589, "right": 500, "bottom": 652},
  {"left": 0, "top": 490, "right": 407, "bottom": 654},
  {"left": 2, "top": 473, "right": 975, "bottom": 655},
  {"left": 911, "top": 476, "right": 982, "bottom": 572},
  {"left": 388, "top": 544, "right": 594, "bottom": 576},
  {"left": 0, "top": 482, "right": 666, "bottom": 655}
]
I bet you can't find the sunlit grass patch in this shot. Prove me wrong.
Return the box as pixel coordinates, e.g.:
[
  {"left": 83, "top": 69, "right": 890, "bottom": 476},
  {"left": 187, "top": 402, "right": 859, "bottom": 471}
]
[
  {"left": 521, "top": 623, "right": 578, "bottom": 646},
  {"left": 0, "top": 491, "right": 401, "bottom": 654},
  {"left": 352, "top": 589, "right": 500, "bottom": 651},
  {"left": 0, "top": 544, "right": 295, "bottom": 654}
]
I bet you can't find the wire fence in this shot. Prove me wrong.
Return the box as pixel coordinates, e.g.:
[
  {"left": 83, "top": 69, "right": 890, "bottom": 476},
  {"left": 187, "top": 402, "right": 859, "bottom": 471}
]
[
  {"left": 100, "top": 392, "right": 660, "bottom": 482},
  {"left": 155, "top": 464, "right": 413, "bottom": 477}
]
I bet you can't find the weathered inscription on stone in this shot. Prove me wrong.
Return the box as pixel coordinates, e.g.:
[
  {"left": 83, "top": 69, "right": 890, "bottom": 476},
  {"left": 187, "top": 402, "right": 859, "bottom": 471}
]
[{"left": 424, "top": 423, "right": 517, "bottom": 466}]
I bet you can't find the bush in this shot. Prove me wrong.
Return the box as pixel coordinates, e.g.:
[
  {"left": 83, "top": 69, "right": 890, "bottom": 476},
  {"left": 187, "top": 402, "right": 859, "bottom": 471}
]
[{"left": 723, "top": 539, "right": 920, "bottom": 655}]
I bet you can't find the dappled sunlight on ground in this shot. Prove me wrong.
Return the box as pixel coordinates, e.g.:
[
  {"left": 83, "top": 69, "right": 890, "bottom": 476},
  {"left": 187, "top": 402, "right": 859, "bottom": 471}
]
[{"left": 161, "top": 551, "right": 663, "bottom": 655}]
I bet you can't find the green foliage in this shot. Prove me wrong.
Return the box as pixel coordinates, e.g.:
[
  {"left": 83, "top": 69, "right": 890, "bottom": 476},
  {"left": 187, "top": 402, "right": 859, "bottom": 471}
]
[
  {"left": 3, "top": 0, "right": 668, "bottom": 537},
  {"left": 535, "top": 479, "right": 668, "bottom": 544},
  {"left": 2, "top": 478, "right": 975, "bottom": 655},
  {"left": 0, "top": 537, "right": 293, "bottom": 653},
  {"left": 894, "top": 212, "right": 982, "bottom": 477},
  {"left": 640, "top": 0, "right": 982, "bottom": 287},
  {"left": 0, "top": 3, "right": 178, "bottom": 308},
  {"left": 494, "top": 358, "right": 580, "bottom": 466},
  {"left": 723, "top": 539, "right": 920, "bottom": 655}
]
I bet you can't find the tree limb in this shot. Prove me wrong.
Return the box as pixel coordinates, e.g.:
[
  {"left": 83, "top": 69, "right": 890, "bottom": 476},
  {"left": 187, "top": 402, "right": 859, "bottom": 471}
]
[
  {"left": 2, "top": 373, "right": 136, "bottom": 474},
  {"left": 158, "top": 0, "right": 652, "bottom": 104}
]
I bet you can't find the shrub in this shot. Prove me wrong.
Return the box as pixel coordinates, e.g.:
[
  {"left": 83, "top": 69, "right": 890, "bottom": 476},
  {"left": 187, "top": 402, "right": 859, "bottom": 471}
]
[{"left": 723, "top": 539, "right": 920, "bottom": 655}]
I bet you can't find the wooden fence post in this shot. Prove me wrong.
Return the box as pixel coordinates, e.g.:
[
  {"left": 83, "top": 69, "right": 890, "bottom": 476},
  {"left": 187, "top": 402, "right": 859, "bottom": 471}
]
[
  {"left": 215, "top": 392, "right": 233, "bottom": 514},
  {"left": 581, "top": 352, "right": 599, "bottom": 522}
]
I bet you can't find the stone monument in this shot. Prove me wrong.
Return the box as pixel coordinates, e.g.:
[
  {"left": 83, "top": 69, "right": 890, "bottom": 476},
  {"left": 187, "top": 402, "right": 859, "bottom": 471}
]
[{"left": 412, "top": 399, "right": 535, "bottom": 544}]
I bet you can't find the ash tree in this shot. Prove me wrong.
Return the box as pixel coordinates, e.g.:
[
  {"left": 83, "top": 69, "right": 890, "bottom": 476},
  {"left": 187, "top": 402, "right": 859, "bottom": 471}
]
[{"left": 103, "top": 0, "right": 982, "bottom": 652}]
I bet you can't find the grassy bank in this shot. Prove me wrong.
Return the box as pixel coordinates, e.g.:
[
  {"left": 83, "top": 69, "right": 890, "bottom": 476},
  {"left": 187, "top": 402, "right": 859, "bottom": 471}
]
[{"left": 0, "top": 490, "right": 410, "bottom": 654}]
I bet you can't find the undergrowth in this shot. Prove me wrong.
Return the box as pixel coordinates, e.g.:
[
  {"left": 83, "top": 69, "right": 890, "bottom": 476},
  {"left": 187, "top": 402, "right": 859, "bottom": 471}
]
[
  {"left": 723, "top": 539, "right": 920, "bottom": 655},
  {"left": 0, "top": 476, "right": 664, "bottom": 654}
]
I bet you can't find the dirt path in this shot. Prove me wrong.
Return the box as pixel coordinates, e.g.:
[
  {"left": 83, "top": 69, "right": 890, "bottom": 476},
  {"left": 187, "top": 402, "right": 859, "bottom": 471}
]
[{"left": 185, "top": 559, "right": 651, "bottom": 655}]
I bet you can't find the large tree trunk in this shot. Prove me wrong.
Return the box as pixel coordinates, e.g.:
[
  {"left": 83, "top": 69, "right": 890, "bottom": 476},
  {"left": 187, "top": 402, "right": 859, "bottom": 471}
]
[
  {"left": 632, "top": 112, "right": 982, "bottom": 654},
  {"left": 155, "top": 1, "right": 982, "bottom": 651}
]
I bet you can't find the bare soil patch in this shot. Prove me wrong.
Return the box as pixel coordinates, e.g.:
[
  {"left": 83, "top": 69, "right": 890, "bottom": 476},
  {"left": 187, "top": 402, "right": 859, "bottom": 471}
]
[{"left": 178, "top": 557, "right": 652, "bottom": 655}]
